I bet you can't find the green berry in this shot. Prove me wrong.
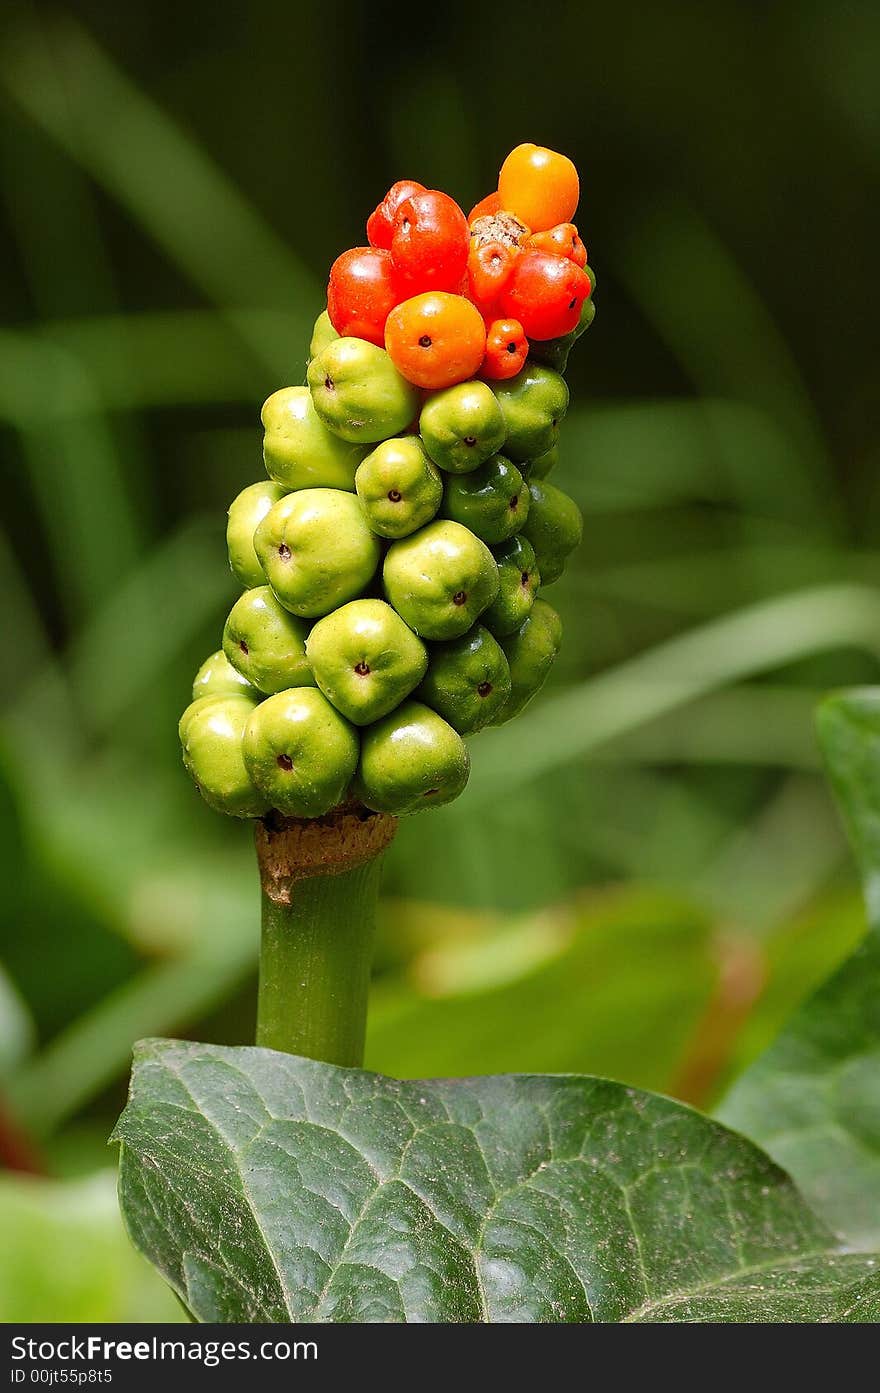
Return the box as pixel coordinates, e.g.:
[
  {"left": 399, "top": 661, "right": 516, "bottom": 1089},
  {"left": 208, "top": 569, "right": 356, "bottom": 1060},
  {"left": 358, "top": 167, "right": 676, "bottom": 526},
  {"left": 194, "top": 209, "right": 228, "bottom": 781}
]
[
  {"left": 307, "top": 338, "right": 420, "bottom": 444},
  {"left": 521, "top": 480, "right": 583, "bottom": 585},
  {"left": 243, "top": 688, "right": 359, "bottom": 819},
  {"left": 441, "top": 454, "right": 529, "bottom": 545},
  {"left": 383, "top": 519, "right": 500, "bottom": 640},
  {"left": 419, "top": 381, "right": 507, "bottom": 474},
  {"left": 192, "top": 649, "right": 255, "bottom": 702},
  {"left": 495, "top": 599, "right": 563, "bottom": 723},
  {"left": 491, "top": 365, "right": 569, "bottom": 461},
  {"left": 308, "top": 309, "right": 340, "bottom": 362},
  {"left": 527, "top": 445, "right": 558, "bottom": 480},
  {"left": 226, "top": 481, "right": 285, "bottom": 588},
  {"left": 305, "top": 599, "right": 428, "bottom": 726},
  {"left": 353, "top": 701, "right": 469, "bottom": 815},
  {"left": 417, "top": 626, "right": 511, "bottom": 734},
  {"left": 254, "top": 489, "right": 381, "bottom": 618},
  {"left": 180, "top": 694, "right": 268, "bottom": 818},
  {"left": 355, "top": 437, "right": 443, "bottom": 539},
  {"left": 481, "top": 535, "right": 540, "bottom": 637},
  {"left": 262, "top": 386, "right": 367, "bottom": 492},
  {"left": 222, "top": 586, "right": 314, "bottom": 694}
]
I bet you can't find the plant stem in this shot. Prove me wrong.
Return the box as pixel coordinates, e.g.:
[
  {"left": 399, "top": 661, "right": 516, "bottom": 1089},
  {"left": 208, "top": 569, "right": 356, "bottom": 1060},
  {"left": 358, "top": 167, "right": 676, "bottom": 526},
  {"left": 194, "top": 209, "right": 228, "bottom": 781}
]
[{"left": 254, "top": 808, "right": 397, "bottom": 1067}]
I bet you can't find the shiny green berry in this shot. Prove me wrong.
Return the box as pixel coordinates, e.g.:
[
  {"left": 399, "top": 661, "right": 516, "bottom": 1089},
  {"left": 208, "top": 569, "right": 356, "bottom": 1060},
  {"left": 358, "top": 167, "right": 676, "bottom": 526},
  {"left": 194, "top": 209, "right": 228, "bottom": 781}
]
[
  {"left": 521, "top": 479, "right": 583, "bottom": 585},
  {"left": 180, "top": 693, "right": 268, "bottom": 818},
  {"left": 308, "top": 309, "right": 340, "bottom": 362},
  {"left": 419, "top": 381, "right": 507, "bottom": 474},
  {"left": 262, "top": 386, "right": 367, "bottom": 492},
  {"left": 481, "top": 535, "right": 540, "bottom": 637},
  {"left": 222, "top": 586, "right": 314, "bottom": 694},
  {"left": 226, "top": 480, "right": 286, "bottom": 588},
  {"left": 417, "top": 626, "right": 511, "bottom": 734},
  {"left": 254, "top": 489, "right": 381, "bottom": 618},
  {"left": 383, "top": 520, "right": 500, "bottom": 640},
  {"left": 307, "top": 338, "right": 420, "bottom": 443},
  {"left": 355, "top": 437, "right": 443, "bottom": 539},
  {"left": 491, "top": 364, "right": 569, "bottom": 462},
  {"left": 527, "top": 445, "right": 558, "bottom": 480},
  {"left": 353, "top": 700, "right": 470, "bottom": 815},
  {"left": 495, "top": 599, "right": 563, "bottom": 723},
  {"left": 305, "top": 599, "right": 428, "bottom": 726},
  {"left": 192, "top": 649, "right": 255, "bottom": 701},
  {"left": 441, "top": 454, "right": 529, "bottom": 545},
  {"left": 243, "top": 688, "right": 359, "bottom": 818}
]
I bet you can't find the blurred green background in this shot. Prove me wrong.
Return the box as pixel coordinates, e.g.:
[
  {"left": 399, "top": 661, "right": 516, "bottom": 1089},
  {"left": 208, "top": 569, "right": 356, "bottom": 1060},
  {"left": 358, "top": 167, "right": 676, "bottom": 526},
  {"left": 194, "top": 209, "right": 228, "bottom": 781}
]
[{"left": 1, "top": 0, "right": 879, "bottom": 1321}]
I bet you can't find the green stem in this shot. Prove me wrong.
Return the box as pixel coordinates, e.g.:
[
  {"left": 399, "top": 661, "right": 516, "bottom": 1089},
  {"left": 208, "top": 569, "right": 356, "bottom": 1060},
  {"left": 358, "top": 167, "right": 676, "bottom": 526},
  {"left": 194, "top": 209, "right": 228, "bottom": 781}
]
[{"left": 254, "top": 809, "right": 397, "bottom": 1066}]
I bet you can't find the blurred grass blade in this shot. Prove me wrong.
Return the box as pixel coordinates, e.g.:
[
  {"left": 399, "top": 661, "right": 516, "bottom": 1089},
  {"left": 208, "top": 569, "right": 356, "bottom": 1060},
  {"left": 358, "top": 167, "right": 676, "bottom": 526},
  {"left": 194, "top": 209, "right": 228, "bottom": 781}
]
[
  {"left": 468, "top": 583, "right": 880, "bottom": 802},
  {"left": 0, "top": 16, "right": 317, "bottom": 374},
  {"left": 617, "top": 202, "right": 836, "bottom": 529},
  {"left": 0, "top": 331, "right": 142, "bottom": 617}
]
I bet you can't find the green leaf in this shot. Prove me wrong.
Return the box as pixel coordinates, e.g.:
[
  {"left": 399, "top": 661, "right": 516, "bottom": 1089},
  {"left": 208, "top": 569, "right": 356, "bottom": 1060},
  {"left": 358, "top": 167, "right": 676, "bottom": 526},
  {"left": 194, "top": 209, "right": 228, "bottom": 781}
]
[
  {"left": 367, "top": 890, "right": 718, "bottom": 1093},
  {"left": 115, "top": 1039, "right": 880, "bottom": 1323},
  {"left": 0, "top": 1170, "right": 184, "bottom": 1323},
  {"left": 719, "top": 689, "right": 880, "bottom": 1249}
]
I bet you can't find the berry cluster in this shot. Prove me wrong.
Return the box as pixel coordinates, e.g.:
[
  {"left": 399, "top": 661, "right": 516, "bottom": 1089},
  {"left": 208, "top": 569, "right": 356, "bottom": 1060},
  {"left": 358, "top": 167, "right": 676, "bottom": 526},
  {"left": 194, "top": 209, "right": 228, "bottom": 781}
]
[{"left": 180, "top": 144, "right": 594, "bottom": 821}]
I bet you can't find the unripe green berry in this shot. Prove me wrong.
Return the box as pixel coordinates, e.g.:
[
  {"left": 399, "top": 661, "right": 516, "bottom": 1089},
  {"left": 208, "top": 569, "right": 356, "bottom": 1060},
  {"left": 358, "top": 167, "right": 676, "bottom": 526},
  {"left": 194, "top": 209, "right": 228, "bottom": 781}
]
[
  {"left": 308, "top": 309, "right": 340, "bottom": 362},
  {"left": 521, "top": 480, "right": 583, "bottom": 586},
  {"left": 383, "top": 520, "right": 500, "bottom": 640},
  {"left": 243, "top": 688, "right": 359, "bottom": 819},
  {"left": 353, "top": 700, "right": 469, "bottom": 815},
  {"left": 226, "top": 481, "right": 285, "bottom": 588},
  {"left": 481, "top": 535, "right": 540, "bottom": 638},
  {"left": 527, "top": 445, "right": 558, "bottom": 481},
  {"left": 355, "top": 437, "right": 443, "bottom": 539},
  {"left": 307, "top": 338, "right": 420, "bottom": 443},
  {"left": 491, "top": 365, "right": 569, "bottom": 461},
  {"left": 419, "top": 381, "right": 507, "bottom": 474},
  {"left": 305, "top": 599, "right": 428, "bottom": 726},
  {"left": 441, "top": 454, "right": 529, "bottom": 545},
  {"left": 495, "top": 599, "right": 563, "bottom": 723},
  {"left": 180, "top": 693, "right": 267, "bottom": 818},
  {"left": 223, "top": 586, "right": 314, "bottom": 694},
  {"left": 417, "top": 625, "right": 511, "bottom": 734},
  {"left": 255, "top": 489, "right": 381, "bottom": 618},
  {"left": 192, "top": 649, "right": 255, "bottom": 701},
  {"left": 262, "top": 386, "right": 367, "bottom": 492}
]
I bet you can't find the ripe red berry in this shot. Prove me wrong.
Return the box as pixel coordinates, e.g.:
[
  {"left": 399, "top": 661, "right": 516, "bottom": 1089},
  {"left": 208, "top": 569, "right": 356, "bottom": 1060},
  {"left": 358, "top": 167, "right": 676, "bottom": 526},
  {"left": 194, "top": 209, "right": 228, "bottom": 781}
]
[
  {"left": 500, "top": 250, "right": 591, "bottom": 340},
  {"left": 467, "top": 240, "right": 518, "bottom": 318},
  {"left": 390, "top": 190, "right": 469, "bottom": 294},
  {"left": 366, "top": 180, "right": 426, "bottom": 250},
  {"left": 327, "top": 247, "right": 402, "bottom": 346},
  {"left": 482, "top": 319, "right": 528, "bottom": 380},
  {"left": 528, "top": 222, "right": 587, "bottom": 268}
]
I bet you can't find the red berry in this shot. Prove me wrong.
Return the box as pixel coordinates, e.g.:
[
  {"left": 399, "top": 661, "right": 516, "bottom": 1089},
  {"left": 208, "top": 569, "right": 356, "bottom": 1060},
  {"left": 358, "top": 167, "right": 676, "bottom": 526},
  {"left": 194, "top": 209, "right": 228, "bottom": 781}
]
[
  {"left": 327, "top": 247, "right": 402, "bottom": 346},
  {"left": 482, "top": 319, "right": 528, "bottom": 380},
  {"left": 500, "top": 250, "right": 591, "bottom": 340},
  {"left": 467, "top": 240, "right": 518, "bottom": 318},
  {"left": 390, "top": 190, "right": 469, "bottom": 294},
  {"left": 366, "top": 180, "right": 426, "bottom": 249}
]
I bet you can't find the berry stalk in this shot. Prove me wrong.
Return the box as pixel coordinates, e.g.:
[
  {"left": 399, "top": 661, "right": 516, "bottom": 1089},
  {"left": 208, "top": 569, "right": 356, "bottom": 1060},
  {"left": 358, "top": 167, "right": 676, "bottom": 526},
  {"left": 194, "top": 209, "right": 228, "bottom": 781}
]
[{"left": 254, "top": 808, "right": 397, "bottom": 1063}]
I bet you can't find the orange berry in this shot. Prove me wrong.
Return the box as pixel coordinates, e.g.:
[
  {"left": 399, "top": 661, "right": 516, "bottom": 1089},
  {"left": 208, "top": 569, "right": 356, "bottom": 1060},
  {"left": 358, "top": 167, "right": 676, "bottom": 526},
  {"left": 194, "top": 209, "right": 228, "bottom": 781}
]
[
  {"left": 468, "top": 191, "right": 501, "bottom": 225},
  {"left": 467, "top": 239, "right": 518, "bottom": 316},
  {"left": 385, "top": 292, "right": 487, "bottom": 390},
  {"left": 498, "top": 144, "right": 579, "bottom": 233},
  {"left": 482, "top": 319, "right": 528, "bottom": 380},
  {"left": 528, "top": 222, "right": 587, "bottom": 267}
]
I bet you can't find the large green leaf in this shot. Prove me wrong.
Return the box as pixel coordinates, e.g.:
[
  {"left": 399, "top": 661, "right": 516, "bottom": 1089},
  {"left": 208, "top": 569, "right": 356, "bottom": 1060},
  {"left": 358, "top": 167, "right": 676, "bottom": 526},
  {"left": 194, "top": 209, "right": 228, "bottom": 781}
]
[
  {"left": 115, "top": 1039, "right": 880, "bottom": 1323},
  {"left": 720, "top": 690, "right": 880, "bottom": 1248}
]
